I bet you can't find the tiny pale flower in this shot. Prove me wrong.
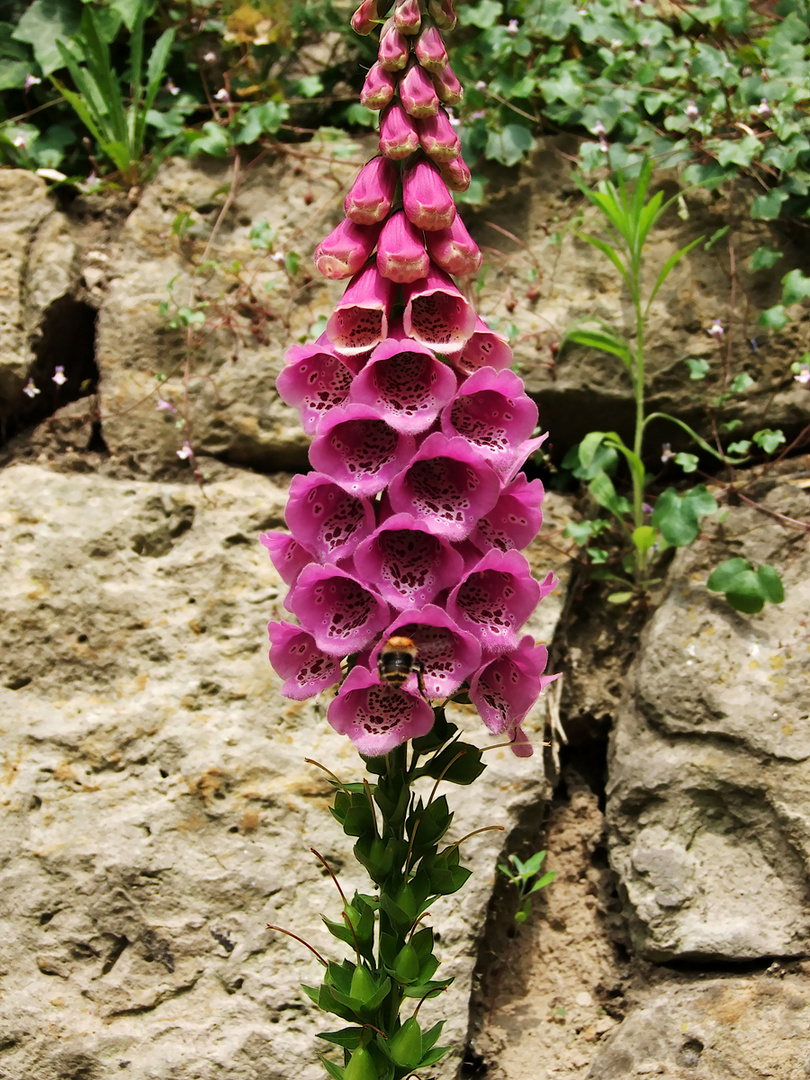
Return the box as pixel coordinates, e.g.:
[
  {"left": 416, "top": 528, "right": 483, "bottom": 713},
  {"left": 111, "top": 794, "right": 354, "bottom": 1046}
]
[
  {"left": 23, "top": 378, "right": 40, "bottom": 398},
  {"left": 593, "top": 120, "right": 606, "bottom": 137},
  {"left": 214, "top": 87, "right": 229, "bottom": 102},
  {"left": 794, "top": 365, "right": 810, "bottom": 385},
  {"left": 506, "top": 19, "right": 519, "bottom": 35},
  {"left": 12, "top": 133, "right": 27, "bottom": 150},
  {"left": 685, "top": 100, "right": 699, "bottom": 121},
  {"left": 52, "top": 366, "right": 67, "bottom": 386},
  {"left": 708, "top": 318, "right": 723, "bottom": 342},
  {"left": 164, "top": 78, "right": 180, "bottom": 96},
  {"left": 177, "top": 441, "right": 193, "bottom": 459},
  {"left": 203, "top": 51, "right": 216, "bottom": 62},
  {"left": 25, "top": 74, "right": 42, "bottom": 91}
]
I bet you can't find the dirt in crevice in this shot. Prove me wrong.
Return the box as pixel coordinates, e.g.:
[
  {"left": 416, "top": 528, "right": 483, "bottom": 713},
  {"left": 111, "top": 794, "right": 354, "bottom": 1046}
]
[{"left": 464, "top": 773, "right": 629, "bottom": 1080}]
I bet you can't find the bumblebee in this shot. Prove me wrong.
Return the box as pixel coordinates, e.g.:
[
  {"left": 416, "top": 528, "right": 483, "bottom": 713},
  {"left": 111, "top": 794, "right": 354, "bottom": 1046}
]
[{"left": 377, "top": 636, "right": 429, "bottom": 701}]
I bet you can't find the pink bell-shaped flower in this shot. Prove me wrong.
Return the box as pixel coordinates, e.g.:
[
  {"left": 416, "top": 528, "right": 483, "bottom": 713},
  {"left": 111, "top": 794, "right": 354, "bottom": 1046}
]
[
  {"left": 448, "top": 550, "right": 554, "bottom": 654},
  {"left": 360, "top": 61, "right": 397, "bottom": 110},
  {"left": 418, "top": 108, "right": 461, "bottom": 163},
  {"left": 348, "top": 326, "right": 458, "bottom": 434},
  {"left": 402, "top": 265, "right": 477, "bottom": 354},
  {"left": 326, "top": 262, "right": 397, "bottom": 356},
  {"left": 309, "top": 403, "right": 417, "bottom": 496},
  {"left": 276, "top": 336, "right": 353, "bottom": 434},
  {"left": 315, "top": 218, "right": 382, "bottom": 280},
  {"left": 379, "top": 102, "right": 420, "bottom": 159},
  {"left": 268, "top": 621, "right": 343, "bottom": 700},
  {"left": 387, "top": 431, "right": 501, "bottom": 541},
  {"left": 394, "top": 0, "right": 422, "bottom": 35},
  {"left": 344, "top": 156, "right": 399, "bottom": 225},
  {"left": 351, "top": 0, "right": 382, "bottom": 34},
  {"left": 440, "top": 154, "right": 471, "bottom": 192},
  {"left": 471, "top": 474, "right": 545, "bottom": 554},
  {"left": 353, "top": 513, "right": 465, "bottom": 610},
  {"left": 328, "top": 665, "right": 435, "bottom": 755},
  {"left": 260, "top": 531, "right": 311, "bottom": 587},
  {"left": 441, "top": 367, "right": 539, "bottom": 478},
  {"left": 285, "top": 473, "right": 376, "bottom": 564},
  {"left": 370, "top": 605, "right": 482, "bottom": 699},
  {"left": 414, "top": 22, "right": 449, "bottom": 70},
  {"left": 287, "top": 564, "right": 391, "bottom": 656},
  {"left": 402, "top": 157, "right": 455, "bottom": 231},
  {"left": 455, "top": 316, "right": 513, "bottom": 374},
  {"left": 470, "top": 635, "right": 555, "bottom": 735},
  {"left": 426, "top": 214, "right": 482, "bottom": 277},
  {"left": 428, "top": 0, "right": 457, "bottom": 31},
  {"left": 431, "top": 63, "right": 463, "bottom": 106},
  {"left": 400, "top": 59, "right": 440, "bottom": 117},
  {"left": 376, "top": 210, "right": 429, "bottom": 283},
  {"left": 378, "top": 17, "right": 410, "bottom": 70}
]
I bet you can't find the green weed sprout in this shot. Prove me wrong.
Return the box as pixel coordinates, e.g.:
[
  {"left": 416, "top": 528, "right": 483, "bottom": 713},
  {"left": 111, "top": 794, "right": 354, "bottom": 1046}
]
[
  {"left": 497, "top": 851, "right": 555, "bottom": 927},
  {"left": 51, "top": 3, "right": 174, "bottom": 187},
  {"left": 561, "top": 160, "right": 749, "bottom": 596}
]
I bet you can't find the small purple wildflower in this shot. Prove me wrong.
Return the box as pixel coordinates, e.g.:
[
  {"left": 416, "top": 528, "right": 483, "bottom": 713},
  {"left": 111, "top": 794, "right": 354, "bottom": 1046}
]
[
  {"left": 177, "top": 441, "right": 193, "bottom": 459},
  {"left": 52, "top": 366, "right": 67, "bottom": 386},
  {"left": 708, "top": 318, "right": 724, "bottom": 342},
  {"left": 685, "top": 100, "right": 699, "bottom": 122},
  {"left": 23, "top": 378, "right": 40, "bottom": 398},
  {"left": 25, "top": 74, "right": 42, "bottom": 91}
]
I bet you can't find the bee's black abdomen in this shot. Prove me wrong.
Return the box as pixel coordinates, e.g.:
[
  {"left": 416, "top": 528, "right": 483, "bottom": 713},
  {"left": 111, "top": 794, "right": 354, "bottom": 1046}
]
[{"left": 378, "top": 654, "right": 411, "bottom": 685}]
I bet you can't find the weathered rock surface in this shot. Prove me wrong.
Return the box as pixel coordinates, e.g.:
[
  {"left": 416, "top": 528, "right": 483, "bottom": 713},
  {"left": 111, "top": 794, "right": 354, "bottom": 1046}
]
[
  {"left": 607, "top": 472, "right": 810, "bottom": 961},
  {"left": 587, "top": 973, "right": 810, "bottom": 1080},
  {"left": 0, "top": 462, "right": 568, "bottom": 1080}
]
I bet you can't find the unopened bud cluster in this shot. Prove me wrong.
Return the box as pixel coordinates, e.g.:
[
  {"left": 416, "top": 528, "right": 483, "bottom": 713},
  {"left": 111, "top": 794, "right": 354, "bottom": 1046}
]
[{"left": 266, "top": 0, "right": 557, "bottom": 757}]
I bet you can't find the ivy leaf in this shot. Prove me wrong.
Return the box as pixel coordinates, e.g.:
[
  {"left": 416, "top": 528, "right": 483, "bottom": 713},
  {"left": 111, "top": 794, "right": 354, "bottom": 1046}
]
[
  {"left": 674, "top": 452, "right": 699, "bottom": 473},
  {"left": 459, "top": 0, "right": 503, "bottom": 28},
  {"left": 756, "top": 564, "right": 784, "bottom": 604},
  {"left": 751, "top": 189, "right": 789, "bottom": 220},
  {"left": 782, "top": 269, "right": 810, "bottom": 306},
  {"left": 752, "top": 428, "right": 786, "bottom": 453},
  {"left": 749, "top": 246, "right": 783, "bottom": 272},
  {"left": 685, "top": 358, "right": 710, "bottom": 380},
  {"left": 758, "top": 305, "right": 789, "bottom": 331},
  {"left": 12, "top": 0, "right": 82, "bottom": 75},
  {"left": 485, "top": 123, "right": 534, "bottom": 167},
  {"left": 652, "top": 486, "right": 717, "bottom": 546}
]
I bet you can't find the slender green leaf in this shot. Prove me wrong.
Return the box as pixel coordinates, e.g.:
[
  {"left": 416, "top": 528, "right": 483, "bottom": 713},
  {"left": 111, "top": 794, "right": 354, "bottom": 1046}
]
[
  {"left": 564, "top": 327, "right": 633, "bottom": 373},
  {"left": 647, "top": 236, "right": 703, "bottom": 312},
  {"left": 574, "top": 232, "right": 633, "bottom": 292}
]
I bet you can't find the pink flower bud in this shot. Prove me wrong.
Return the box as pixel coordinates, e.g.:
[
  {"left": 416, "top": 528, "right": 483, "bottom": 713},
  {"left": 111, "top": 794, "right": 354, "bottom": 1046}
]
[
  {"left": 326, "top": 262, "right": 397, "bottom": 356},
  {"left": 414, "top": 23, "right": 448, "bottom": 71},
  {"left": 418, "top": 108, "right": 461, "bottom": 163},
  {"left": 440, "top": 154, "right": 471, "bottom": 192},
  {"left": 315, "top": 219, "right": 382, "bottom": 280},
  {"left": 379, "top": 102, "right": 420, "bottom": 159},
  {"left": 402, "top": 157, "right": 456, "bottom": 230},
  {"left": 360, "top": 61, "right": 396, "bottom": 110},
  {"left": 376, "top": 210, "right": 429, "bottom": 283},
  {"left": 344, "top": 156, "right": 399, "bottom": 225},
  {"left": 402, "top": 265, "right": 477, "bottom": 354},
  {"left": 426, "top": 214, "right": 482, "bottom": 277},
  {"left": 431, "top": 63, "right": 463, "bottom": 106},
  {"left": 378, "top": 17, "right": 410, "bottom": 71},
  {"left": 394, "top": 0, "right": 422, "bottom": 35},
  {"left": 400, "top": 59, "right": 440, "bottom": 117},
  {"left": 351, "top": 0, "right": 381, "bottom": 35},
  {"left": 428, "top": 0, "right": 457, "bottom": 31}
]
